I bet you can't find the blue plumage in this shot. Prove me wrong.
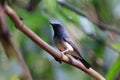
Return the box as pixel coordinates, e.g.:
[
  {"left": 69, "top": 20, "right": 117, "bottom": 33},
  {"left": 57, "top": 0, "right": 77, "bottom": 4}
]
[{"left": 50, "top": 23, "right": 91, "bottom": 69}]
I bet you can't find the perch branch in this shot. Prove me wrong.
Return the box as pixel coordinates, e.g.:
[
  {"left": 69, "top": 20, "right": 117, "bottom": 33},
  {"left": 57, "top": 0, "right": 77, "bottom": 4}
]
[
  {"left": 5, "top": 4, "right": 105, "bottom": 80},
  {"left": 0, "top": 4, "right": 32, "bottom": 80}
]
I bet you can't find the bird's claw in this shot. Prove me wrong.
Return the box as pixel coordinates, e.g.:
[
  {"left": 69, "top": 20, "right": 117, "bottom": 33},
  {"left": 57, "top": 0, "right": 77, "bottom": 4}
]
[
  {"left": 54, "top": 57, "right": 62, "bottom": 63},
  {"left": 54, "top": 52, "right": 64, "bottom": 63}
]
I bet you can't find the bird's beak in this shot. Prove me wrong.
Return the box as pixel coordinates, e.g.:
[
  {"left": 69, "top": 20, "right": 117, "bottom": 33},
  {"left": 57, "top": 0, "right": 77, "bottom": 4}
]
[{"left": 50, "top": 22, "right": 53, "bottom": 25}]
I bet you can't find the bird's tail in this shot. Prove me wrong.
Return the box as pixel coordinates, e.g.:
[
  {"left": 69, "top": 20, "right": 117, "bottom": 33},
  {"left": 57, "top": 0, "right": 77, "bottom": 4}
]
[{"left": 79, "top": 59, "right": 91, "bottom": 69}]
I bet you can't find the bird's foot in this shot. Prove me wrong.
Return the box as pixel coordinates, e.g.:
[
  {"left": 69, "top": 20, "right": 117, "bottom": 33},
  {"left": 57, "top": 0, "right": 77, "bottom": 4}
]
[
  {"left": 54, "top": 58, "right": 62, "bottom": 63},
  {"left": 54, "top": 52, "right": 64, "bottom": 63}
]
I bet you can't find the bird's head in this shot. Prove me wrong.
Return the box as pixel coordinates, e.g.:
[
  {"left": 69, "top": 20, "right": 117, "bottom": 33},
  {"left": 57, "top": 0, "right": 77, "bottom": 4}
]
[{"left": 50, "top": 23, "right": 64, "bottom": 32}]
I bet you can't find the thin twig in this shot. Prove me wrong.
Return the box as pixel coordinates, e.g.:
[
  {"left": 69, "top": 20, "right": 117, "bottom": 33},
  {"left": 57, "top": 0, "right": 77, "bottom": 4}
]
[
  {"left": 0, "top": 4, "right": 32, "bottom": 80},
  {"left": 86, "top": 33, "right": 120, "bottom": 54},
  {"left": 58, "top": 0, "right": 120, "bottom": 35},
  {"left": 5, "top": 4, "right": 105, "bottom": 80}
]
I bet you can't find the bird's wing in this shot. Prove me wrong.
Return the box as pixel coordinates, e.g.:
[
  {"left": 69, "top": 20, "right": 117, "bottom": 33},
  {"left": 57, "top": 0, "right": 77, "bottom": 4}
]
[
  {"left": 63, "top": 35, "right": 82, "bottom": 59},
  {"left": 63, "top": 34, "right": 91, "bottom": 69}
]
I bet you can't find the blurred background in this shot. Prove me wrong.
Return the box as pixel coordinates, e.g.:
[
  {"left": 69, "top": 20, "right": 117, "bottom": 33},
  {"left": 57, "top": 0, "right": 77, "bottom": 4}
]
[{"left": 0, "top": 0, "right": 120, "bottom": 80}]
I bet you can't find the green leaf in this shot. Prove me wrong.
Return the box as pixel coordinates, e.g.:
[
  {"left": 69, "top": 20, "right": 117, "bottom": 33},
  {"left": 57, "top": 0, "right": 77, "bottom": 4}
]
[
  {"left": 43, "top": 0, "right": 57, "bottom": 15},
  {"left": 112, "top": 43, "right": 120, "bottom": 51},
  {"left": 106, "top": 57, "right": 120, "bottom": 80}
]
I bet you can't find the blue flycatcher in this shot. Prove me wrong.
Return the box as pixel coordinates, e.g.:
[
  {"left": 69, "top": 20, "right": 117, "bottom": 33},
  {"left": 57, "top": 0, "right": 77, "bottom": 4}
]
[{"left": 51, "top": 23, "right": 91, "bottom": 69}]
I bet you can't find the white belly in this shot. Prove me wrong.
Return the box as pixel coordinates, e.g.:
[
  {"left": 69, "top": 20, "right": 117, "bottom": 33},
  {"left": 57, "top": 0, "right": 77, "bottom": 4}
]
[
  {"left": 54, "top": 39, "right": 74, "bottom": 52},
  {"left": 54, "top": 38, "right": 80, "bottom": 58}
]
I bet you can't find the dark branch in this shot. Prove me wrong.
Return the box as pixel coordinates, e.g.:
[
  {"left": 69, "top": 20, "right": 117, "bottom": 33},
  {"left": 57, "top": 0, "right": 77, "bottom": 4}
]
[
  {"left": 58, "top": 0, "right": 120, "bottom": 35},
  {"left": 0, "top": 0, "right": 6, "bottom": 5},
  {"left": 27, "top": 0, "right": 41, "bottom": 11},
  {"left": 0, "top": 4, "right": 32, "bottom": 80}
]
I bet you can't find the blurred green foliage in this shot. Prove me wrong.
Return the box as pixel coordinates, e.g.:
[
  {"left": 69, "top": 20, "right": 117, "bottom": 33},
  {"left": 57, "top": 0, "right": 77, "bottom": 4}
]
[
  {"left": 0, "top": 0, "right": 120, "bottom": 80},
  {"left": 106, "top": 57, "right": 120, "bottom": 80}
]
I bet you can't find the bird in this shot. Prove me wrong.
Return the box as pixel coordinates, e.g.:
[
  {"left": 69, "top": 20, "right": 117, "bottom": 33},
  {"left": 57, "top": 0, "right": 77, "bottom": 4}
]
[{"left": 50, "top": 23, "right": 91, "bottom": 69}]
